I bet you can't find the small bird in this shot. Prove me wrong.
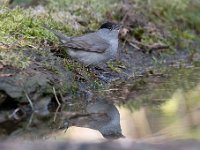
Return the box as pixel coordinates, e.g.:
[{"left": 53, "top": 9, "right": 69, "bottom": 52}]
[{"left": 44, "top": 22, "right": 120, "bottom": 65}]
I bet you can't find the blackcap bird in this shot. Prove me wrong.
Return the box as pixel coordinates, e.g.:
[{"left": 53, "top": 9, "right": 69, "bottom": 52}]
[{"left": 44, "top": 22, "right": 120, "bottom": 65}]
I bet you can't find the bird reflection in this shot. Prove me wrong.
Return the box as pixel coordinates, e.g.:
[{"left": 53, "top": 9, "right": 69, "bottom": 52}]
[
  {"left": 0, "top": 98, "right": 124, "bottom": 140},
  {"left": 62, "top": 99, "right": 124, "bottom": 139}
]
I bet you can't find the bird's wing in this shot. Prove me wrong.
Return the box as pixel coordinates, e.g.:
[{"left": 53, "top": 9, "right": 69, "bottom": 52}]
[
  {"left": 65, "top": 33, "right": 110, "bottom": 53},
  {"left": 43, "top": 25, "right": 109, "bottom": 53}
]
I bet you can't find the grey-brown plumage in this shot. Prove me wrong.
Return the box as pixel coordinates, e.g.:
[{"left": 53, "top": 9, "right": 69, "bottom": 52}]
[
  {"left": 44, "top": 22, "right": 120, "bottom": 65},
  {"left": 64, "top": 33, "right": 110, "bottom": 53}
]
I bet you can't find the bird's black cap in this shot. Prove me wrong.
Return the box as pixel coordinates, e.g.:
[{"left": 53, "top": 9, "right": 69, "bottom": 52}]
[{"left": 99, "top": 22, "right": 120, "bottom": 30}]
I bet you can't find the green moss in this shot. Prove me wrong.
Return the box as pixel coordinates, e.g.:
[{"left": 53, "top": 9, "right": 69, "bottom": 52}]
[
  {"left": 107, "top": 60, "right": 124, "bottom": 73},
  {"left": 0, "top": 5, "right": 100, "bottom": 49},
  {"left": 0, "top": 50, "right": 31, "bottom": 68},
  {"left": 58, "top": 81, "right": 79, "bottom": 95},
  {"left": 0, "top": 7, "right": 51, "bottom": 46}
]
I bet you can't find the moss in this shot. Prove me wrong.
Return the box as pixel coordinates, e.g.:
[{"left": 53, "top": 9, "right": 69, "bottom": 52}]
[
  {"left": 57, "top": 81, "right": 79, "bottom": 95},
  {"left": 0, "top": 0, "right": 119, "bottom": 68},
  {"left": 117, "top": 0, "right": 198, "bottom": 54},
  {"left": 107, "top": 60, "right": 124, "bottom": 73},
  {"left": 0, "top": 7, "right": 52, "bottom": 47},
  {"left": 46, "top": 0, "right": 119, "bottom": 30},
  {"left": 131, "top": 27, "right": 145, "bottom": 41},
  {"left": 142, "top": 0, "right": 200, "bottom": 50},
  {"left": 0, "top": 50, "right": 31, "bottom": 69},
  {"left": 0, "top": 0, "right": 199, "bottom": 73}
]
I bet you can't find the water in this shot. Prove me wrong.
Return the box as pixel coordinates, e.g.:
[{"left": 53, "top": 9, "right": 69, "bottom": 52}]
[
  {"left": 63, "top": 66, "right": 200, "bottom": 142},
  {"left": 0, "top": 67, "right": 200, "bottom": 143}
]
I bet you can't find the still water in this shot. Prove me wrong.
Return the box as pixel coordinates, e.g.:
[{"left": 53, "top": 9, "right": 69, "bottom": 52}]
[{"left": 0, "top": 67, "right": 200, "bottom": 143}]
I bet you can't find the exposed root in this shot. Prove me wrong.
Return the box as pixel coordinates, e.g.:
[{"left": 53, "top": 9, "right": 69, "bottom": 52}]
[
  {"left": 53, "top": 105, "right": 61, "bottom": 122},
  {"left": 53, "top": 86, "right": 61, "bottom": 106},
  {"left": 25, "top": 93, "right": 34, "bottom": 110}
]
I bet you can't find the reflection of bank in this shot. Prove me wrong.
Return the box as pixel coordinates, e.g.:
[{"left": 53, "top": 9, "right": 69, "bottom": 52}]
[
  {"left": 119, "top": 86, "right": 200, "bottom": 142},
  {"left": 0, "top": 97, "right": 123, "bottom": 140},
  {"left": 64, "top": 99, "right": 124, "bottom": 139}
]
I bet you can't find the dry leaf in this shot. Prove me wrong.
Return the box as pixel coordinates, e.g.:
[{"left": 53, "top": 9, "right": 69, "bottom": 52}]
[
  {"left": 0, "top": 73, "right": 12, "bottom": 77},
  {"left": 120, "top": 27, "right": 129, "bottom": 38}
]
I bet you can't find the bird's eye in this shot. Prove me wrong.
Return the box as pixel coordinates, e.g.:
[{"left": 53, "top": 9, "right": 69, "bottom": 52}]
[{"left": 109, "top": 28, "right": 112, "bottom": 31}]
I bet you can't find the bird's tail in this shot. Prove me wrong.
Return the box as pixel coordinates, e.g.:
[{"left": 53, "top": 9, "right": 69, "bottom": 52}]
[{"left": 42, "top": 25, "right": 70, "bottom": 44}]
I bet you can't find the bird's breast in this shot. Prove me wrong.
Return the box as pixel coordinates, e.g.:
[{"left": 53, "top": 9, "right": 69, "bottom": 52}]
[{"left": 108, "top": 39, "right": 118, "bottom": 56}]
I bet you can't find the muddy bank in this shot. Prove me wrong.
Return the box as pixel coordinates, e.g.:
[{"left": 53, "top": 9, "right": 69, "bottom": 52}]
[{"left": 0, "top": 42, "right": 194, "bottom": 109}]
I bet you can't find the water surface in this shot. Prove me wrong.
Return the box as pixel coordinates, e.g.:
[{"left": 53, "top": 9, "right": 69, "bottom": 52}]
[{"left": 0, "top": 67, "right": 200, "bottom": 143}]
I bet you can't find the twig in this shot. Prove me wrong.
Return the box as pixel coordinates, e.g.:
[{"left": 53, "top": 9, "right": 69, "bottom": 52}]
[
  {"left": 53, "top": 86, "right": 61, "bottom": 106},
  {"left": 53, "top": 105, "right": 61, "bottom": 122},
  {"left": 128, "top": 42, "right": 141, "bottom": 50},
  {"left": 26, "top": 113, "right": 34, "bottom": 128},
  {"left": 0, "top": 42, "right": 8, "bottom": 46},
  {"left": 25, "top": 93, "right": 34, "bottom": 110},
  {"left": 148, "top": 44, "right": 170, "bottom": 51},
  {"left": 102, "top": 88, "right": 120, "bottom": 92},
  {"left": 129, "top": 39, "right": 169, "bottom": 52}
]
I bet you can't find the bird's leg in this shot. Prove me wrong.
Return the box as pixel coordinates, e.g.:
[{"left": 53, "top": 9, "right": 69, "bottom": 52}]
[
  {"left": 116, "top": 49, "right": 121, "bottom": 61},
  {"left": 94, "top": 65, "right": 109, "bottom": 72}
]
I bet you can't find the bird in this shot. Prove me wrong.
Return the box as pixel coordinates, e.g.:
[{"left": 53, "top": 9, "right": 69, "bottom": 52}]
[{"left": 43, "top": 22, "right": 120, "bottom": 65}]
